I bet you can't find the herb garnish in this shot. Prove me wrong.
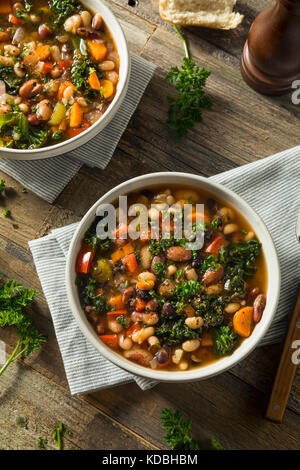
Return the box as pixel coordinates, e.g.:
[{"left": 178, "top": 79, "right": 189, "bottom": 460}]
[
  {"left": 0, "top": 279, "right": 45, "bottom": 377},
  {"left": 165, "top": 25, "right": 212, "bottom": 139}
]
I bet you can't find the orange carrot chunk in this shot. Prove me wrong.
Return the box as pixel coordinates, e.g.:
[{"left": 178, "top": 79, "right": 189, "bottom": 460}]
[
  {"left": 70, "top": 102, "right": 83, "bottom": 128},
  {"left": 87, "top": 40, "right": 107, "bottom": 61},
  {"left": 100, "top": 334, "right": 118, "bottom": 347},
  {"left": 88, "top": 71, "right": 101, "bottom": 90},
  {"left": 36, "top": 45, "right": 51, "bottom": 61},
  {"left": 233, "top": 307, "right": 254, "bottom": 337},
  {"left": 100, "top": 79, "right": 114, "bottom": 99},
  {"left": 108, "top": 294, "right": 125, "bottom": 310}
]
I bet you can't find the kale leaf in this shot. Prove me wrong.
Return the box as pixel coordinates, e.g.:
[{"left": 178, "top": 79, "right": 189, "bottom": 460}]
[
  {"left": 71, "top": 51, "right": 102, "bottom": 100},
  {"left": 48, "top": 0, "right": 80, "bottom": 26},
  {"left": 0, "top": 65, "right": 23, "bottom": 95},
  {"left": 156, "top": 315, "right": 199, "bottom": 347},
  {"left": 76, "top": 275, "right": 110, "bottom": 313},
  {"left": 195, "top": 294, "right": 225, "bottom": 327},
  {"left": 214, "top": 326, "right": 237, "bottom": 357}
]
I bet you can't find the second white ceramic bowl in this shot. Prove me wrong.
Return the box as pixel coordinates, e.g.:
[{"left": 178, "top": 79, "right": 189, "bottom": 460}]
[
  {"left": 66, "top": 172, "right": 280, "bottom": 383},
  {"left": 0, "top": 0, "right": 130, "bottom": 160}
]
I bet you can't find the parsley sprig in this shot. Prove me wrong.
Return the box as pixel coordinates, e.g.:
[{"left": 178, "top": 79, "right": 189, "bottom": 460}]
[
  {"left": 165, "top": 25, "right": 212, "bottom": 139},
  {"left": 161, "top": 408, "right": 225, "bottom": 450},
  {"left": 0, "top": 279, "right": 45, "bottom": 376}
]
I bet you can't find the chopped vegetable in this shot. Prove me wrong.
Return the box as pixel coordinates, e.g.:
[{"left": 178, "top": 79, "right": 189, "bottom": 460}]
[
  {"left": 36, "top": 45, "right": 51, "bottom": 61},
  {"left": 214, "top": 326, "right": 237, "bottom": 356},
  {"left": 111, "top": 243, "right": 134, "bottom": 263},
  {"left": 100, "top": 79, "right": 114, "bottom": 99},
  {"left": 122, "top": 252, "right": 138, "bottom": 273},
  {"left": 108, "top": 294, "right": 125, "bottom": 310},
  {"left": 233, "top": 306, "right": 253, "bottom": 337},
  {"left": 75, "top": 247, "right": 94, "bottom": 274},
  {"left": 88, "top": 71, "right": 101, "bottom": 90},
  {"left": 49, "top": 0, "right": 80, "bottom": 26},
  {"left": 48, "top": 103, "right": 66, "bottom": 126},
  {"left": 87, "top": 40, "right": 107, "bottom": 61},
  {"left": 70, "top": 102, "right": 83, "bottom": 128},
  {"left": 205, "top": 235, "right": 227, "bottom": 255},
  {"left": 100, "top": 334, "right": 118, "bottom": 347}
]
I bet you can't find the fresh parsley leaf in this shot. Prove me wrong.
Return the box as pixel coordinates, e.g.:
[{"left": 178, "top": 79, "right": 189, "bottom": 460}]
[
  {"left": 214, "top": 326, "right": 237, "bottom": 357},
  {"left": 0, "top": 278, "right": 45, "bottom": 377},
  {"left": 165, "top": 26, "right": 212, "bottom": 139},
  {"left": 0, "top": 179, "right": 5, "bottom": 194},
  {"left": 161, "top": 408, "right": 199, "bottom": 450},
  {"left": 2, "top": 209, "right": 10, "bottom": 217}
]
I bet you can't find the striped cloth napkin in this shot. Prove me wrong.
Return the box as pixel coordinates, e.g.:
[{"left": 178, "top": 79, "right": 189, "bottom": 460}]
[
  {"left": 0, "top": 53, "right": 156, "bottom": 203},
  {"left": 29, "top": 145, "right": 300, "bottom": 395}
]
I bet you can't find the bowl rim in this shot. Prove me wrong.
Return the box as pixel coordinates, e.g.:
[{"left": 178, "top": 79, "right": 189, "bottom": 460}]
[
  {"left": 66, "top": 172, "right": 281, "bottom": 382},
  {"left": 0, "top": 0, "right": 130, "bottom": 157}
]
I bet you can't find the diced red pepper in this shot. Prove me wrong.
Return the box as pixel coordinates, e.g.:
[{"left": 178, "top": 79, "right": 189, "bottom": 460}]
[
  {"left": 9, "top": 14, "right": 23, "bottom": 25},
  {"left": 67, "top": 120, "right": 90, "bottom": 138},
  {"left": 75, "top": 247, "right": 94, "bottom": 274},
  {"left": 205, "top": 235, "right": 227, "bottom": 255},
  {"left": 107, "top": 309, "right": 127, "bottom": 317},
  {"left": 121, "top": 252, "right": 138, "bottom": 273},
  {"left": 100, "top": 334, "right": 118, "bottom": 347}
]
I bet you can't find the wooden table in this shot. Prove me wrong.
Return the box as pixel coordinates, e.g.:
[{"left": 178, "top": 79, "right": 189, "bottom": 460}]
[{"left": 0, "top": 0, "right": 299, "bottom": 450}]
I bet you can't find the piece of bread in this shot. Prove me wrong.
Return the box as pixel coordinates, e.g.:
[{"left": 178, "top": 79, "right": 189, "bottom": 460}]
[{"left": 159, "top": 0, "right": 244, "bottom": 30}]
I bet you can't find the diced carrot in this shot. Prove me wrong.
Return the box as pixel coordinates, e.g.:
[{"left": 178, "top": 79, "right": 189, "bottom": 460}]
[
  {"left": 100, "top": 79, "right": 114, "bottom": 99},
  {"left": 122, "top": 252, "right": 138, "bottom": 274},
  {"left": 136, "top": 279, "right": 155, "bottom": 291},
  {"left": 36, "top": 45, "right": 51, "bottom": 61},
  {"left": 135, "top": 298, "right": 147, "bottom": 312},
  {"left": 87, "top": 40, "right": 107, "bottom": 61},
  {"left": 51, "top": 126, "right": 58, "bottom": 133},
  {"left": 59, "top": 119, "right": 67, "bottom": 131},
  {"left": 41, "top": 62, "right": 53, "bottom": 74},
  {"left": 67, "top": 120, "right": 90, "bottom": 137},
  {"left": 201, "top": 331, "right": 213, "bottom": 347},
  {"left": 100, "top": 334, "right": 118, "bottom": 347},
  {"left": 9, "top": 14, "right": 23, "bottom": 25},
  {"left": 111, "top": 243, "right": 134, "bottom": 263},
  {"left": 58, "top": 81, "right": 73, "bottom": 101},
  {"left": 70, "top": 102, "right": 83, "bottom": 128},
  {"left": 108, "top": 294, "right": 125, "bottom": 310},
  {"left": 233, "top": 307, "right": 254, "bottom": 338},
  {"left": 88, "top": 71, "right": 101, "bottom": 90},
  {"left": 205, "top": 235, "right": 227, "bottom": 255},
  {"left": 107, "top": 309, "right": 127, "bottom": 317}
]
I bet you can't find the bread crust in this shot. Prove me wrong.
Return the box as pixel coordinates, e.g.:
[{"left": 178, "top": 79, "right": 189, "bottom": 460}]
[{"left": 159, "top": 0, "right": 244, "bottom": 30}]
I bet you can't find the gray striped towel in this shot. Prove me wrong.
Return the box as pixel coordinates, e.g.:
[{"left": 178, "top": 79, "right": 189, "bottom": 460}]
[
  {"left": 0, "top": 53, "right": 156, "bottom": 203},
  {"left": 29, "top": 145, "right": 300, "bottom": 395}
]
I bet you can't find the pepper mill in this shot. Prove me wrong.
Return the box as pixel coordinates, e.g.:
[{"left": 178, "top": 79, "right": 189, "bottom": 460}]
[{"left": 240, "top": 0, "right": 300, "bottom": 96}]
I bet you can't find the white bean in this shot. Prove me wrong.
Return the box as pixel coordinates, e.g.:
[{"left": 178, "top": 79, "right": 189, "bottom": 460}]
[
  {"left": 81, "top": 10, "right": 92, "bottom": 26},
  {"left": 182, "top": 339, "right": 200, "bottom": 352},
  {"left": 185, "top": 316, "right": 204, "bottom": 329},
  {"left": 185, "top": 268, "right": 198, "bottom": 281},
  {"left": 64, "top": 14, "right": 82, "bottom": 34},
  {"left": 224, "top": 303, "right": 240, "bottom": 314},
  {"left": 244, "top": 231, "right": 255, "bottom": 241},
  {"left": 178, "top": 360, "right": 189, "bottom": 370},
  {"left": 223, "top": 223, "right": 239, "bottom": 235},
  {"left": 172, "top": 348, "right": 184, "bottom": 364},
  {"left": 118, "top": 334, "right": 132, "bottom": 350},
  {"left": 220, "top": 207, "right": 235, "bottom": 222},
  {"left": 166, "top": 265, "right": 177, "bottom": 278},
  {"left": 206, "top": 283, "right": 223, "bottom": 295},
  {"left": 98, "top": 60, "right": 115, "bottom": 71},
  {"left": 140, "top": 245, "right": 152, "bottom": 270}
]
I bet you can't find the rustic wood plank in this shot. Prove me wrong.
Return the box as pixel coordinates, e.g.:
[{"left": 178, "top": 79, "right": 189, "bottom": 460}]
[{"left": 0, "top": 361, "right": 156, "bottom": 450}]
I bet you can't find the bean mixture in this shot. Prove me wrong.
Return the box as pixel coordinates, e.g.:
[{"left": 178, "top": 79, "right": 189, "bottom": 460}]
[
  {"left": 0, "top": 0, "right": 119, "bottom": 149},
  {"left": 76, "top": 186, "right": 267, "bottom": 371}
]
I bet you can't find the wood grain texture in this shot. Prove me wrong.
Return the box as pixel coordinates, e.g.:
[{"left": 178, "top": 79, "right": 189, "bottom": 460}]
[
  {"left": 266, "top": 288, "right": 300, "bottom": 422},
  {"left": 0, "top": 0, "right": 299, "bottom": 451}
]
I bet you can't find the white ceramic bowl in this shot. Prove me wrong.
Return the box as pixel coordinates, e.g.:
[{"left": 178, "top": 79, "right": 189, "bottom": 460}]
[
  {"left": 1, "top": 0, "right": 130, "bottom": 160},
  {"left": 66, "top": 172, "right": 280, "bottom": 383}
]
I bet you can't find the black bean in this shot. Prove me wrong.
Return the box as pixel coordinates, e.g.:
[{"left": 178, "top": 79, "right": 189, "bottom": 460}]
[
  {"left": 136, "top": 288, "right": 152, "bottom": 300},
  {"left": 155, "top": 346, "right": 170, "bottom": 364}
]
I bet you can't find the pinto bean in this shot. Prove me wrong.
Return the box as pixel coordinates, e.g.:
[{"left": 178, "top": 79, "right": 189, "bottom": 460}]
[
  {"left": 38, "top": 24, "right": 52, "bottom": 39},
  {"left": 158, "top": 279, "right": 175, "bottom": 298},
  {"left": 124, "top": 348, "right": 153, "bottom": 367},
  {"left": 142, "top": 312, "right": 159, "bottom": 325},
  {"left": 185, "top": 316, "right": 204, "bottom": 329},
  {"left": 166, "top": 246, "right": 192, "bottom": 262},
  {"left": 19, "top": 80, "right": 43, "bottom": 99},
  {"left": 131, "top": 311, "right": 143, "bottom": 322},
  {"left": 122, "top": 286, "right": 136, "bottom": 305},
  {"left": 36, "top": 99, "right": 52, "bottom": 121},
  {"left": 202, "top": 265, "right": 224, "bottom": 285},
  {"left": 27, "top": 114, "right": 43, "bottom": 125},
  {"left": 162, "top": 303, "right": 176, "bottom": 316},
  {"left": 247, "top": 287, "right": 260, "bottom": 305},
  {"left": 76, "top": 26, "right": 103, "bottom": 39},
  {"left": 92, "top": 13, "right": 103, "bottom": 30},
  {"left": 253, "top": 294, "right": 266, "bottom": 323}
]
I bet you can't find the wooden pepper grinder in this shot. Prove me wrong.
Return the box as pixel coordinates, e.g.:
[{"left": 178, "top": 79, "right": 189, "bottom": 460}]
[{"left": 240, "top": 0, "right": 300, "bottom": 95}]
